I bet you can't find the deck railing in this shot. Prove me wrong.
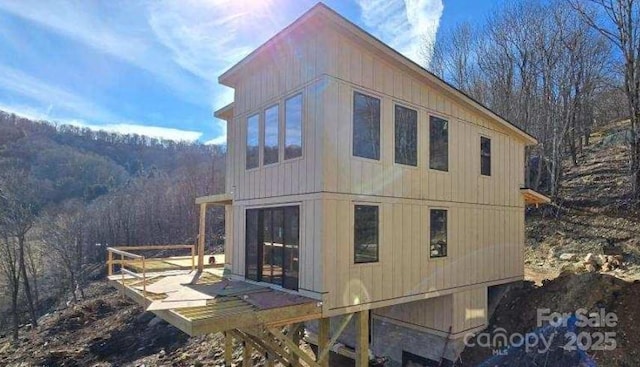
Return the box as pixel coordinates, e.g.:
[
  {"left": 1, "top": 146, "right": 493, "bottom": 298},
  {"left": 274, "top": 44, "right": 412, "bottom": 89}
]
[{"left": 106, "top": 244, "right": 196, "bottom": 298}]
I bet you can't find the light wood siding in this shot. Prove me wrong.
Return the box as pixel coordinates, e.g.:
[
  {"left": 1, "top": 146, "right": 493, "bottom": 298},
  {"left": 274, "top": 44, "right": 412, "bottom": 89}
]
[
  {"left": 322, "top": 195, "right": 523, "bottom": 312},
  {"left": 229, "top": 196, "right": 324, "bottom": 295},
  {"left": 222, "top": 20, "right": 528, "bottom": 315},
  {"left": 226, "top": 26, "right": 328, "bottom": 202},
  {"left": 452, "top": 287, "right": 487, "bottom": 334},
  {"left": 372, "top": 295, "right": 453, "bottom": 334},
  {"left": 320, "top": 72, "right": 526, "bottom": 206},
  {"left": 316, "top": 27, "right": 526, "bottom": 313}
]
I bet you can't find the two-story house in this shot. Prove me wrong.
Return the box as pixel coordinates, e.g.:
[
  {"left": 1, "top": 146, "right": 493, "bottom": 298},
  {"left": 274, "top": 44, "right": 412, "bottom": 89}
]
[{"left": 108, "top": 3, "right": 549, "bottom": 366}]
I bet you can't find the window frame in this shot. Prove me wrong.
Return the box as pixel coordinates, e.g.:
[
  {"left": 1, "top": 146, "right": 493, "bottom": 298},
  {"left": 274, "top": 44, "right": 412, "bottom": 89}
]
[
  {"left": 480, "top": 135, "right": 492, "bottom": 177},
  {"left": 353, "top": 203, "right": 380, "bottom": 264},
  {"left": 284, "top": 92, "right": 304, "bottom": 161},
  {"left": 263, "top": 103, "right": 280, "bottom": 166},
  {"left": 393, "top": 103, "right": 419, "bottom": 167},
  {"left": 245, "top": 113, "right": 261, "bottom": 171},
  {"left": 429, "top": 208, "right": 448, "bottom": 259},
  {"left": 352, "top": 90, "right": 382, "bottom": 162},
  {"left": 428, "top": 115, "right": 449, "bottom": 172}
]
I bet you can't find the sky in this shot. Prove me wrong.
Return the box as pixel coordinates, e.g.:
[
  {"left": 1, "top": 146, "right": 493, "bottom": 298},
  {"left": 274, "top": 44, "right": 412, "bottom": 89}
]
[{"left": 0, "top": 0, "right": 498, "bottom": 145}]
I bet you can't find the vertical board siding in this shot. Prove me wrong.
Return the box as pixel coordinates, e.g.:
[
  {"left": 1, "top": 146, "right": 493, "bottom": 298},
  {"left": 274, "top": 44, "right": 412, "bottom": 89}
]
[
  {"left": 372, "top": 294, "right": 454, "bottom": 333},
  {"left": 322, "top": 197, "right": 524, "bottom": 311},
  {"left": 224, "top": 25, "right": 528, "bottom": 313}
]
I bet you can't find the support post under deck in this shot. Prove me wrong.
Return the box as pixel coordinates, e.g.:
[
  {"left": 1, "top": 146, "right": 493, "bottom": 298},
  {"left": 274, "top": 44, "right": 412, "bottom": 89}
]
[
  {"left": 224, "top": 331, "right": 233, "bottom": 366},
  {"left": 355, "top": 310, "right": 369, "bottom": 367},
  {"left": 317, "top": 318, "right": 330, "bottom": 367}
]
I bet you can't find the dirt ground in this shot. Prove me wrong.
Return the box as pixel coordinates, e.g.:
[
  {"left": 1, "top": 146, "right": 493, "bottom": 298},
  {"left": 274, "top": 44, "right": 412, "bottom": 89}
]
[{"left": 458, "top": 120, "right": 640, "bottom": 366}]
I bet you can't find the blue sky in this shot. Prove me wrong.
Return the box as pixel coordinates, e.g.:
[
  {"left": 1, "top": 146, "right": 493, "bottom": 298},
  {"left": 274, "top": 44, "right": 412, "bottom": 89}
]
[{"left": 0, "top": 0, "right": 497, "bottom": 144}]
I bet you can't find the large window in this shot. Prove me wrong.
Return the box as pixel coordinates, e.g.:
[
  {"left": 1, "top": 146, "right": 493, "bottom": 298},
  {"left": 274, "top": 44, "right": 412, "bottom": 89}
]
[
  {"left": 354, "top": 205, "right": 379, "bottom": 263},
  {"left": 481, "top": 136, "right": 491, "bottom": 176},
  {"left": 353, "top": 92, "right": 380, "bottom": 160},
  {"left": 246, "top": 114, "right": 260, "bottom": 169},
  {"left": 245, "top": 206, "right": 300, "bottom": 290},
  {"left": 264, "top": 105, "right": 279, "bottom": 165},
  {"left": 429, "top": 116, "right": 448, "bottom": 171},
  {"left": 395, "top": 105, "right": 418, "bottom": 166},
  {"left": 430, "top": 209, "right": 447, "bottom": 258},
  {"left": 285, "top": 94, "right": 303, "bottom": 160}
]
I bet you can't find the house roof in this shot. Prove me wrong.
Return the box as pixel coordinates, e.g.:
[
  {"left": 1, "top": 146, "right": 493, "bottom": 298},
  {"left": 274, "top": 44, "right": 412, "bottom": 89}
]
[{"left": 217, "top": 2, "right": 538, "bottom": 146}]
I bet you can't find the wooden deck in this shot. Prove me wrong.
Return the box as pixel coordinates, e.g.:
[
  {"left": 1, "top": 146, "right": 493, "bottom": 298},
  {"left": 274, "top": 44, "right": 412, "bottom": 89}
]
[{"left": 108, "top": 269, "right": 322, "bottom": 336}]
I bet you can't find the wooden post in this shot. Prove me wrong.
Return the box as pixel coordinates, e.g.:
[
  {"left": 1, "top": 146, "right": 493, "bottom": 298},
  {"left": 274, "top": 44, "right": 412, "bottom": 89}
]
[
  {"left": 355, "top": 310, "right": 369, "bottom": 367},
  {"left": 108, "top": 250, "right": 113, "bottom": 276},
  {"left": 224, "top": 331, "right": 233, "bottom": 367},
  {"left": 317, "top": 318, "right": 330, "bottom": 367},
  {"left": 242, "top": 340, "right": 252, "bottom": 367},
  {"left": 120, "top": 253, "right": 125, "bottom": 298},
  {"left": 197, "top": 203, "right": 207, "bottom": 272},
  {"left": 141, "top": 256, "right": 146, "bottom": 298}
]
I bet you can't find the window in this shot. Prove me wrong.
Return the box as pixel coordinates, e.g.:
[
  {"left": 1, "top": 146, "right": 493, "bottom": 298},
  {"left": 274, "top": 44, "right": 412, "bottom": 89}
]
[
  {"left": 429, "top": 116, "right": 448, "bottom": 171},
  {"left": 395, "top": 105, "right": 418, "bottom": 166},
  {"left": 264, "top": 105, "right": 279, "bottom": 165},
  {"left": 285, "top": 94, "right": 303, "bottom": 160},
  {"left": 353, "top": 92, "right": 380, "bottom": 160},
  {"left": 481, "top": 136, "right": 491, "bottom": 176},
  {"left": 245, "top": 206, "right": 300, "bottom": 290},
  {"left": 354, "top": 205, "right": 379, "bottom": 263},
  {"left": 246, "top": 114, "right": 259, "bottom": 169},
  {"left": 430, "top": 209, "right": 447, "bottom": 258}
]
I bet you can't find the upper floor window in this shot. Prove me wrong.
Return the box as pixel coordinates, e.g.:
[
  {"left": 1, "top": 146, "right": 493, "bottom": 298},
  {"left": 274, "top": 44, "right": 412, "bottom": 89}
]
[
  {"left": 246, "top": 114, "right": 259, "bottom": 170},
  {"left": 430, "top": 209, "right": 447, "bottom": 258},
  {"left": 429, "top": 116, "right": 448, "bottom": 171},
  {"left": 285, "top": 94, "right": 303, "bottom": 160},
  {"left": 353, "top": 92, "right": 380, "bottom": 160},
  {"left": 481, "top": 136, "right": 491, "bottom": 176},
  {"left": 264, "top": 105, "right": 279, "bottom": 165},
  {"left": 354, "top": 205, "right": 379, "bottom": 263},
  {"left": 395, "top": 105, "right": 418, "bottom": 166}
]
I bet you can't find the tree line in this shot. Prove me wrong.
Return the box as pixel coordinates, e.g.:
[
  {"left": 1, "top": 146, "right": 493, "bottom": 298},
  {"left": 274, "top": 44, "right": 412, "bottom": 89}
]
[
  {"left": 0, "top": 112, "right": 225, "bottom": 341},
  {"left": 429, "top": 0, "right": 638, "bottom": 201}
]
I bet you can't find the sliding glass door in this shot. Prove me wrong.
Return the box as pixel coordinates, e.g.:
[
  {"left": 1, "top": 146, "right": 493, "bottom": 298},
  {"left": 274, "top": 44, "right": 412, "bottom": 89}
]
[{"left": 246, "top": 206, "right": 299, "bottom": 290}]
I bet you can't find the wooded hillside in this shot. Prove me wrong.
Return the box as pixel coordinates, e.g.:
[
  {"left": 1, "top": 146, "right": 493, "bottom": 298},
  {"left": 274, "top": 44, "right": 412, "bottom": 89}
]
[{"left": 0, "top": 111, "right": 226, "bottom": 340}]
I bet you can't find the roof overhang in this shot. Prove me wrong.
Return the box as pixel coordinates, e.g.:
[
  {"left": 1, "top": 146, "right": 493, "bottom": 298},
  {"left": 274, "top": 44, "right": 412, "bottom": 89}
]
[
  {"left": 214, "top": 103, "right": 234, "bottom": 120},
  {"left": 195, "top": 193, "right": 233, "bottom": 206},
  {"left": 520, "top": 188, "right": 551, "bottom": 206},
  {"left": 217, "top": 4, "right": 538, "bottom": 146}
]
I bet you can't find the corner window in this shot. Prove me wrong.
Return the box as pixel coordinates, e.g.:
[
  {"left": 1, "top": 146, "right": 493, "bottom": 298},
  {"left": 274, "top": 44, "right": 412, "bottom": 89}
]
[
  {"left": 246, "top": 114, "right": 259, "bottom": 169},
  {"left": 481, "top": 136, "right": 491, "bottom": 176},
  {"left": 353, "top": 92, "right": 380, "bottom": 160},
  {"left": 354, "top": 205, "right": 379, "bottom": 263},
  {"left": 285, "top": 94, "right": 303, "bottom": 160},
  {"left": 264, "top": 105, "right": 279, "bottom": 165},
  {"left": 394, "top": 105, "right": 418, "bottom": 166},
  {"left": 430, "top": 209, "right": 447, "bottom": 258},
  {"left": 429, "top": 116, "right": 448, "bottom": 171}
]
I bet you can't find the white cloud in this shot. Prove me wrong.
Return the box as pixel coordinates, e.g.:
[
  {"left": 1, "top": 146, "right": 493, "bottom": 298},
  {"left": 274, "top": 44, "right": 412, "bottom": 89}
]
[
  {"left": 357, "top": 0, "right": 444, "bottom": 65},
  {"left": 204, "top": 119, "right": 228, "bottom": 145},
  {"left": 63, "top": 121, "right": 203, "bottom": 142},
  {"left": 0, "top": 0, "right": 204, "bottom": 104}
]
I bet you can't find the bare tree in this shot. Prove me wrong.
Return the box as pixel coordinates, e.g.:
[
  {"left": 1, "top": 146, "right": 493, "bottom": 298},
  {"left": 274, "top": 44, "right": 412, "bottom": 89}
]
[
  {"left": 0, "top": 171, "right": 44, "bottom": 327},
  {"left": 0, "top": 231, "right": 21, "bottom": 341},
  {"left": 569, "top": 0, "right": 640, "bottom": 202},
  {"left": 41, "top": 202, "right": 86, "bottom": 302},
  {"left": 428, "top": 0, "right": 611, "bottom": 198}
]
